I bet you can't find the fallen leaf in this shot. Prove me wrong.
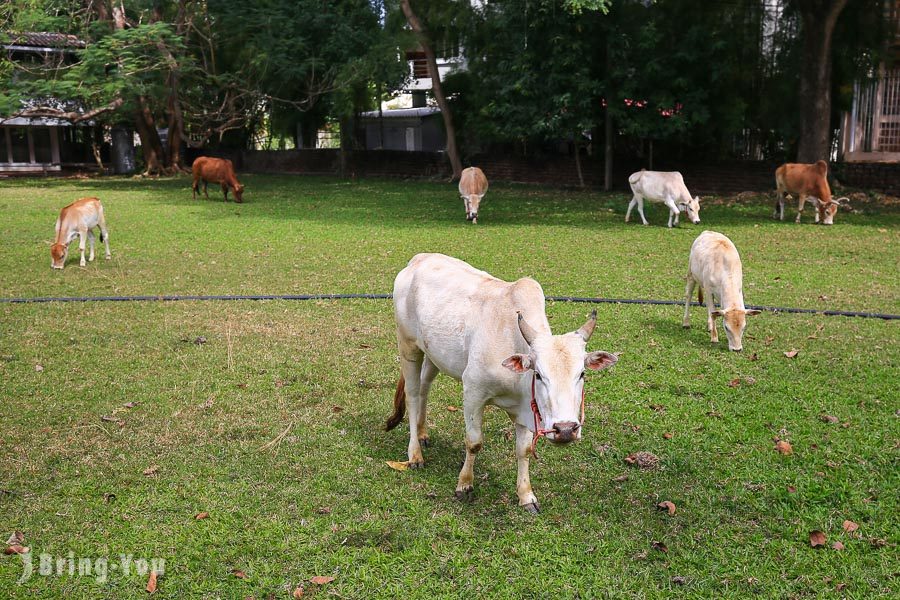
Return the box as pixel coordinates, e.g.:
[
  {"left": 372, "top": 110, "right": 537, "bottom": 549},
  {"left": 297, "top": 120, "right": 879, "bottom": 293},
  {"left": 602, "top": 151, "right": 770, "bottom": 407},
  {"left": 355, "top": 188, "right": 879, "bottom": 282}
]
[
  {"left": 446, "top": 405, "right": 459, "bottom": 412},
  {"left": 331, "top": 406, "right": 343, "bottom": 413},
  {"left": 34, "top": 364, "right": 44, "bottom": 372},
  {"left": 649, "top": 404, "right": 665, "bottom": 412},
  {"left": 784, "top": 349, "right": 800, "bottom": 358},
  {"left": 611, "top": 474, "right": 629, "bottom": 482},
  {"left": 657, "top": 501, "right": 676, "bottom": 515},
  {"left": 194, "top": 512, "right": 209, "bottom": 520},
  {"left": 775, "top": 440, "right": 793, "bottom": 455},
  {"left": 122, "top": 401, "right": 138, "bottom": 409},
  {"left": 819, "top": 414, "right": 839, "bottom": 424},
  {"left": 231, "top": 569, "right": 247, "bottom": 579},
  {"left": 831, "top": 541, "right": 845, "bottom": 550},
  {"left": 624, "top": 451, "right": 659, "bottom": 469},
  {"left": 651, "top": 540, "right": 668, "bottom": 553},
  {"left": 842, "top": 520, "right": 859, "bottom": 533},
  {"left": 764, "top": 336, "right": 775, "bottom": 345},
  {"left": 728, "top": 378, "right": 741, "bottom": 388},
  {"left": 310, "top": 576, "right": 335, "bottom": 585},
  {"left": 386, "top": 460, "right": 409, "bottom": 471},
  {"left": 358, "top": 343, "right": 372, "bottom": 349},
  {"left": 835, "top": 583, "right": 847, "bottom": 591},
  {"left": 292, "top": 587, "right": 304, "bottom": 599},
  {"left": 143, "top": 465, "right": 160, "bottom": 476},
  {"left": 236, "top": 383, "right": 247, "bottom": 389},
  {"left": 747, "top": 352, "right": 759, "bottom": 361},
  {"left": 672, "top": 576, "right": 686, "bottom": 585},
  {"left": 807, "top": 334, "right": 817, "bottom": 339},
  {"left": 810, "top": 530, "right": 827, "bottom": 547},
  {"left": 103, "top": 493, "right": 116, "bottom": 503},
  {"left": 274, "top": 380, "right": 287, "bottom": 388},
  {"left": 787, "top": 485, "right": 797, "bottom": 493},
  {"left": 315, "top": 507, "right": 331, "bottom": 515},
  {"left": 4, "top": 545, "right": 29, "bottom": 555},
  {"left": 869, "top": 538, "right": 886, "bottom": 548},
  {"left": 194, "top": 336, "right": 207, "bottom": 345},
  {"left": 146, "top": 570, "right": 158, "bottom": 593},
  {"left": 662, "top": 432, "right": 673, "bottom": 440},
  {"left": 5, "top": 531, "right": 24, "bottom": 546},
  {"left": 101, "top": 415, "right": 124, "bottom": 426},
  {"left": 202, "top": 398, "right": 214, "bottom": 409},
  {"left": 744, "top": 376, "right": 756, "bottom": 385}
]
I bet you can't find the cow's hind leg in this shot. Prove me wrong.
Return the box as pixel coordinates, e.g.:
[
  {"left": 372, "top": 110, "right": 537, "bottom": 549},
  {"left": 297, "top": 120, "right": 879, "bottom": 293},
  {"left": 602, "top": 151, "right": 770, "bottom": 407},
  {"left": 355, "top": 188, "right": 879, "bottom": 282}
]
[
  {"left": 203, "top": 180, "right": 210, "bottom": 199},
  {"left": 514, "top": 422, "right": 540, "bottom": 513},
  {"left": 455, "top": 389, "right": 485, "bottom": 501},
  {"left": 399, "top": 345, "right": 427, "bottom": 468},
  {"left": 636, "top": 196, "right": 649, "bottom": 225},
  {"left": 222, "top": 182, "right": 229, "bottom": 202},
  {"left": 625, "top": 196, "right": 637, "bottom": 223},
  {"left": 77, "top": 229, "right": 88, "bottom": 267},
  {"left": 683, "top": 273, "right": 695, "bottom": 328},
  {"left": 416, "top": 358, "right": 439, "bottom": 447}
]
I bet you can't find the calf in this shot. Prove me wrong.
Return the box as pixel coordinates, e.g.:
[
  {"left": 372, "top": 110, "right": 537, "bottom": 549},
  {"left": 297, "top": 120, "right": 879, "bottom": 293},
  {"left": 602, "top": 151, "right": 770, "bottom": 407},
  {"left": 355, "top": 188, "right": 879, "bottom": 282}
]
[
  {"left": 682, "top": 231, "right": 761, "bottom": 351},
  {"left": 50, "top": 197, "right": 111, "bottom": 269},
  {"left": 774, "top": 160, "right": 847, "bottom": 225},
  {"left": 192, "top": 157, "right": 244, "bottom": 203},
  {"left": 387, "top": 253, "right": 618, "bottom": 513},
  {"left": 627, "top": 170, "right": 701, "bottom": 228},
  {"left": 458, "top": 166, "right": 488, "bottom": 223}
]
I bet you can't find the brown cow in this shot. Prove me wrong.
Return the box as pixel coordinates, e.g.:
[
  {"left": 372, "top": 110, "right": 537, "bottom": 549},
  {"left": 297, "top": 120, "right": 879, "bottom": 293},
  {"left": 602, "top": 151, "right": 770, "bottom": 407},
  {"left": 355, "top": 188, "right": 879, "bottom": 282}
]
[
  {"left": 774, "top": 160, "right": 847, "bottom": 225},
  {"left": 192, "top": 157, "right": 244, "bottom": 203},
  {"left": 50, "top": 197, "right": 110, "bottom": 269},
  {"left": 458, "top": 166, "right": 488, "bottom": 223}
]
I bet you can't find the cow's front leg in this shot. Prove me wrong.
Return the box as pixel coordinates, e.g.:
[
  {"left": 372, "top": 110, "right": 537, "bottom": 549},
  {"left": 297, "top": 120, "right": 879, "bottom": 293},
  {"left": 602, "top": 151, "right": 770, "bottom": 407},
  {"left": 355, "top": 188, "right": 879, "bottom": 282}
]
[
  {"left": 795, "top": 195, "right": 806, "bottom": 223},
  {"left": 455, "top": 400, "right": 484, "bottom": 501},
  {"left": 706, "top": 290, "right": 719, "bottom": 343},
  {"left": 77, "top": 230, "right": 88, "bottom": 266},
  {"left": 514, "top": 423, "right": 539, "bottom": 513},
  {"left": 665, "top": 199, "right": 679, "bottom": 228}
]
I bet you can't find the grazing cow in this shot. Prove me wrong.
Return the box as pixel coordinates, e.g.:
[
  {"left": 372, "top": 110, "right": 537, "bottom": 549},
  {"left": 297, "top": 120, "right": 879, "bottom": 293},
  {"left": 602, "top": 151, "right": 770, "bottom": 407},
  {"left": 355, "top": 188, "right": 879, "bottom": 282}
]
[
  {"left": 683, "top": 231, "right": 761, "bottom": 351},
  {"left": 627, "top": 170, "right": 701, "bottom": 228},
  {"left": 387, "top": 253, "right": 618, "bottom": 513},
  {"left": 50, "top": 197, "right": 111, "bottom": 269},
  {"left": 192, "top": 157, "right": 244, "bottom": 203},
  {"left": 458, "top": 166, "right": 488, "bottom": 223},
  {"left": 774, "top": 160, "right": 847, "bottom": 225}
]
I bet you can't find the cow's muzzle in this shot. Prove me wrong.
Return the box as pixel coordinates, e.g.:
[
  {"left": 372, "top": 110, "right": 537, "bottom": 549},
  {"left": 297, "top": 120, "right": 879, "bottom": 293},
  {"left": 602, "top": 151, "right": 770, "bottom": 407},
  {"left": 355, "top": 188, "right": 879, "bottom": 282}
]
[
  {"left": 692, "top": 218, "right": 701, "bottom": 225},
  {"left": 550, "top": 421, "right": 580, "bottom": 444}
]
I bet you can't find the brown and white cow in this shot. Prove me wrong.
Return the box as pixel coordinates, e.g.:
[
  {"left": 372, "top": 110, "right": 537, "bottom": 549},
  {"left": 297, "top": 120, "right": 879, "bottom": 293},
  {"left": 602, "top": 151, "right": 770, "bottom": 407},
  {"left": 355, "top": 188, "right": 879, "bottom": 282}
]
[
  {"left": 458, "top": 166, "right": 488, "bottom": 223},
  {"left": 50, "top": 197, "right": 111, "bottom": 269},
  {"left": 627, "top": 170, "right": 701, "bottom": 228},
  {"left": 683, "top": 231, "right": 761, "bottom": 351},
  {"left": 192, "top": 156, "right": 244, "bottom": 203},
  {"left": 774, "top": 160, "right": 847, "bottom": 225},
  {"left": 387, "top": 253, "right": 618, "bottom": 513}
]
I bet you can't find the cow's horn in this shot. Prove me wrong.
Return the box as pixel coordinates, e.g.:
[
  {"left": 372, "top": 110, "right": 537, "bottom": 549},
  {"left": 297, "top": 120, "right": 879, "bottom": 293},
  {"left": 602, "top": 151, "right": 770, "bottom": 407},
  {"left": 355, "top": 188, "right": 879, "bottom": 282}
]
[
  {"left": 517, "top": 312, "right": 538, "bottom": 346},
  {"left": 576, "top": 310, "right": 598, "bottom": 342}
]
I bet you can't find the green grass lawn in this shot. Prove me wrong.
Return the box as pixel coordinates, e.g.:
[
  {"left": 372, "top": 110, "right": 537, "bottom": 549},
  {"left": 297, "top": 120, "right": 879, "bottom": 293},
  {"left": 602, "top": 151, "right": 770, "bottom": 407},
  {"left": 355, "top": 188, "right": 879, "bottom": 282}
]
[{"left": 0, "top": 175, "right": 897, "bottom": 598}]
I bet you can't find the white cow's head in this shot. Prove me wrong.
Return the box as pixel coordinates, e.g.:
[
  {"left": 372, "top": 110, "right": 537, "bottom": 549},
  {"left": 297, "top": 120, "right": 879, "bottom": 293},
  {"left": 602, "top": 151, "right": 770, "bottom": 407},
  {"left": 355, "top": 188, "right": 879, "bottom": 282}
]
[
  {"left": 679, "top": 196, "right": 701, "bottom": 224},
  {"left": 502, "top": 310, "right": 618, "bottom": 443},
  {"left": 463, "top": 193, "right": 484, "bottom": 224},
  {"left": 710, "top": 308, "right": 762, "bottom": 351}
]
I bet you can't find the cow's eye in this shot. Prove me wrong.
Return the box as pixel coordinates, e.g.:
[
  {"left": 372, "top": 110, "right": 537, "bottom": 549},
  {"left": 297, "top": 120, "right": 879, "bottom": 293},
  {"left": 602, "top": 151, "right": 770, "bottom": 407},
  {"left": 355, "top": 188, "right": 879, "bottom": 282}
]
[
  {"left": 534, "top": 372, "right": 543, "bottom": 381},
  {"left": 579, "top": 371, "right": 585, "bottom": 379}
]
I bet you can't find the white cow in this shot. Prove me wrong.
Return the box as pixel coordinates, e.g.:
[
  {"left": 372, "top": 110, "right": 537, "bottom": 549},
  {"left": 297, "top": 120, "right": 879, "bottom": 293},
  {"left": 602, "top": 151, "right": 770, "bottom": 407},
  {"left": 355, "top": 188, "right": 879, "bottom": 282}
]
[
  {"left": 626, "top": 170, "right": 701, "bottom": 228},
  {"left": 387, "top": 253, "right": 618, "bottom": 513},
  {"left": 683, "top": 231, "right": 761, "bottom": 351},
  {"left": 50, "top": 197, "right": 111, "bottom": 269},
  {"left": 458, "top": 166, "right": 488, "bottom": 223}
]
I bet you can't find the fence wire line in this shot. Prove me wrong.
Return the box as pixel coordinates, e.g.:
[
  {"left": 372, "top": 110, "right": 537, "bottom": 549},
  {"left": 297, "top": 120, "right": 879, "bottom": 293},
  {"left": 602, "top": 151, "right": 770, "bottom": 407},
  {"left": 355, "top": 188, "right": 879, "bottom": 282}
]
[{"left": 0, "top": 293, "right": 896, "bottom": 320}]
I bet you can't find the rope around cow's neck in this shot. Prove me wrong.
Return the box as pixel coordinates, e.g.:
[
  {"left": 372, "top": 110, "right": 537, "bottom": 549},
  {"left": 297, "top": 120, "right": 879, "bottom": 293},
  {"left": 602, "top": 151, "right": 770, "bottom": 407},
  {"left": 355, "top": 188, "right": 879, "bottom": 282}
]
[{"left": 529, "top": 373, "right": 586, "bottom": 459}]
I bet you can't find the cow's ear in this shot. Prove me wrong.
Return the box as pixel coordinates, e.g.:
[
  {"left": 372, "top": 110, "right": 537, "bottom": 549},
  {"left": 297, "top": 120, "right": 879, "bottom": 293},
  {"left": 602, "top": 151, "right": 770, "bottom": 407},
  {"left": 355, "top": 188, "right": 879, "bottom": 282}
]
[
  {"left": 710, "top": 310, "right": 724, "bottom": 318},
  {"left": 502, "top": 354, "right": 532, "bottom": 373},
  {"left": 694, "top": 195, "right": 701, "bottom": 203},
  {"left": 585, "top": 351, "right": 618, "bottom": 371},
  {"left": 745, "top": 309, "right": 762, "bottom": 316}
]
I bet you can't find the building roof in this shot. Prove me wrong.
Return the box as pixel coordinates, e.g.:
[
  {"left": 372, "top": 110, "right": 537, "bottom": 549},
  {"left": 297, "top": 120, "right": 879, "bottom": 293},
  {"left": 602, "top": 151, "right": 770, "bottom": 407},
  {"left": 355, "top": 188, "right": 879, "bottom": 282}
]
[
  {"left": 359, "top": 107, "right": 442, "bottom": 119},
  {"left": 3, "top": 32, "right": 86, "bottom": 50}
]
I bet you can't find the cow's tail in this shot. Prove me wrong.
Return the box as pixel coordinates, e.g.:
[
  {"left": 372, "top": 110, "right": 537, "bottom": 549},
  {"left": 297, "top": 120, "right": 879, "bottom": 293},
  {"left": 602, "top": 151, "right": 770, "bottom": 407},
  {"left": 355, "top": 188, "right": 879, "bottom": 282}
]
[
  {"left": 628, "top": 170, "right": 645, "bottom": 186},
  {"left": 385, "top": 374, "right": 406, "bottom": 431},
  {"left": 698, "top": 287, "right": 704, "bottom": 306}
]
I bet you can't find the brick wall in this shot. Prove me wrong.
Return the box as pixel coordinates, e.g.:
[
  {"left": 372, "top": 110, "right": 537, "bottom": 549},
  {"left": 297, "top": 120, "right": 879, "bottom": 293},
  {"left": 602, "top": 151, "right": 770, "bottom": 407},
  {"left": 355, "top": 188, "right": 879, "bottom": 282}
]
[{"left": 217, "top": 149, "right": 900, "bottom": 195}]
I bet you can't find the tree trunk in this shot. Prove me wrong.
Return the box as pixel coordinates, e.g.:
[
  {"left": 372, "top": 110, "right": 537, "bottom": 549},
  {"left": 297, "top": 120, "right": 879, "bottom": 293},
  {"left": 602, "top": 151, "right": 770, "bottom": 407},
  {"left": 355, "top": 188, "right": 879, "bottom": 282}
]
[
  {"left": 796, "top": 0, "right": 850, "bottom": 163},
  {"left": 604, "top": 107, "right": 613, "bottom": 191},
  {"left": 573, "top": 133, "right": 585, "bottom": 189},
  {"left": 399, "top": 0, "right": 463, "bottom": 180},
  {"left": 135, "top": 97, "right": 166, "bottom": 174}
]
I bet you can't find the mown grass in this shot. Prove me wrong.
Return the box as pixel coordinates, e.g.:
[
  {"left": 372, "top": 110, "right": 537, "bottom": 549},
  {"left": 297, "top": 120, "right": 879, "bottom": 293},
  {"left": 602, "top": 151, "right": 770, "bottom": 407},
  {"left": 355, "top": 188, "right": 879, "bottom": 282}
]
[{"left": 0, "top": 174, "right": 897, "bottom": 598}]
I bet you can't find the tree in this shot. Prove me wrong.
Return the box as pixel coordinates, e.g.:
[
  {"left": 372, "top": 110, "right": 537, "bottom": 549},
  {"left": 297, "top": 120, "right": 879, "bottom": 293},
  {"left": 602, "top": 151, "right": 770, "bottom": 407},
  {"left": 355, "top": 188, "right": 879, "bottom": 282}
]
[
  {"left": 399, "top": 0, "right": 463, "bottom": 180},
  {"left": 794, "top": 0, "right": 851, "bottom": 162}
]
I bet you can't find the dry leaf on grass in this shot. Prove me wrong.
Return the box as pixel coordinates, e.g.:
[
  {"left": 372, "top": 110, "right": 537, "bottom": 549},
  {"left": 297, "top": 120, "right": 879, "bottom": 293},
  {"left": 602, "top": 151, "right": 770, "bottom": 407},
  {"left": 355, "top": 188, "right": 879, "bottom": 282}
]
[
  {"left": 787, "top": 485, "right": 797, "bottom": 494},
  {"left": 657, "top": 501, "right": 676, "bottom": 515},
  {"left": 310, "top": 575, "right": 335, "bottom": 585},
  {"left": 672, "top": 576, "right": 686, "bottom": 585},
  {"left": 651, "top": 540, "right": 668, "bottom": 553},
  {"left": 624, "top": 452, "right": 659, "bottom": 469},
  {"left": 231, "top": 569, "right": 247, "bottom": 579},
  {"left": 446, "top": 406, "right": 459, "bottom": 412},
  {"left": 292, "top": 587, "right": 304, "bottom": 599},
  {"left": 747, "top": 352, "right": 759, "bottom": 361},
  {"left": 315, "top": 507, "right": 332, "bottom": 515},
  {"left": 784, "top": 349, "right": 800, "bottom": 358},
  {"left": 5, "top": 531, "right": 24, "bottom": 546},
  {"left": 332, "top": 406, "right": 343, "bottom": 413},
  {"left": 145, "top": 570, "right": 158, "bottom": 593},
  {"left": 728, "top": 378, "right": 741, "bottom": 388},
  {"left": 842, "top": 520, "right": 859, "bottom": 533},
  {"left": 4, "top": 545, "right": 29, "bottom": 555},
  {"left": 775, "top": 440, "right": 793, "bottom": 455},
  {"left": 611, "top": 474, "right": 629, "bottom": 483},
  {"left": 663, "top": 432, "right": 673, "bottom": 440},
  {"left": 122, "top": 401, "right": 138, "bottom": 409},
  {"left": 386, "top": 460, "right": 409, "bottom": 471},
  {"left": 142, "top": 465, "right": 160, "bottom": 476},
  {"left": 809, "top": 530, "right": 827, "bottom": 547},
  {"left": 831, "top": 541, "right": 845, "bottom": 550},
  {"left": 819, "top": 414, "right": 839, "bottom": 424},
  {"left": 194, "top": 512, "right": 209, "bottom": 520}
]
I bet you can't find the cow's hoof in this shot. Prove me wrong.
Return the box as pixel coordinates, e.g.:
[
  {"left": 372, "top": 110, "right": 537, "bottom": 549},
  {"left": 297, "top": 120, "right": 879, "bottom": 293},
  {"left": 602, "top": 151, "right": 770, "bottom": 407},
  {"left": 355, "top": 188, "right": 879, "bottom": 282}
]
[
  {"left": 419, "top": 436, "right": 430, "bottom": 448},
  {"left": 408, "top": 459, "right": 425, "bottom": 469},
  {"left": 522, "top": 501, "right": 541, "bottom": 515},
  {"left": 454, "top": 486, "right": 474, "bottom": 502},
  {"left": 682, "top": 323, "right": 690, "bottom": 329},
  {"left": 105, "top": 256, "right": 111, "bottom": 260}
]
